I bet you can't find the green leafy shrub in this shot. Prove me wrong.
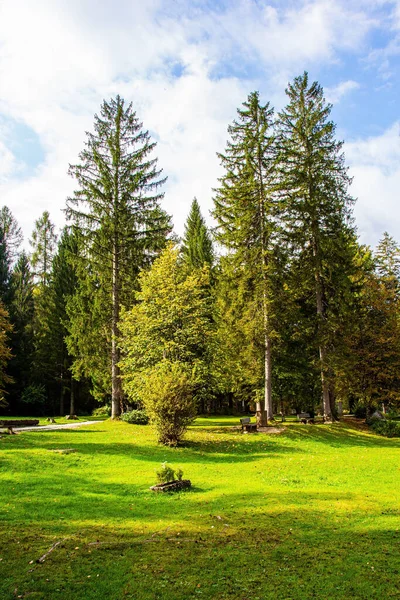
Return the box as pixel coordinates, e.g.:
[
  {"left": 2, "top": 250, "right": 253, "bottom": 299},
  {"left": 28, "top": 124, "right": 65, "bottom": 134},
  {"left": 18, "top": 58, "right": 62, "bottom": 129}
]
[
  {"left": 139, "top": 361, "right": 196, "bottom": 446},
  {"left": 92, "top": 405, "right": 111, "bottom": 417},
  {"left": 21, "top": 384, "right": 46, "bottom": 406},
  {"left": 155, "top": 463, "right": 184, "bottom": 484},
  {"left": 371, "top": 419, "right": 400, "bottom": 438},
  {"left": 121, "top": 409, "right": 149, "bottom": 425},
  {"left": 156, "top": 462, "right": 176, "bottom": 484},
  {"left": 353, "top": 400, "right": 367, "bottom": 419}
]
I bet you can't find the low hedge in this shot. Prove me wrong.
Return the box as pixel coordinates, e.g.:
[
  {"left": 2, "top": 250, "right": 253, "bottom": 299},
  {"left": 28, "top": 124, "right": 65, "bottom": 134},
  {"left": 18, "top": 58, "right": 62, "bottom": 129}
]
[{"left": 121, "top": 409, "right": 149, "bottom": 425}]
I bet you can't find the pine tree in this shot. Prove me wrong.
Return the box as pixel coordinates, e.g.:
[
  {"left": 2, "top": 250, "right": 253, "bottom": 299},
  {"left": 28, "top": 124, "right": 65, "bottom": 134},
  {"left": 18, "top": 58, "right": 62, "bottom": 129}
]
[
  {"left": 182, "top": 198, "right": 213, "bottom": 268},
  {"left": 66, "top": 95, "right": 172, "bottom": 417},
  {"left": 276, "top": 72, "right": 356, "bottom": 420},
  {"left": 29, "top": 211, "right": 58, "bottom": 285},
  {"left": 212, "top": 91, "right": 278, "bottom": 424}
]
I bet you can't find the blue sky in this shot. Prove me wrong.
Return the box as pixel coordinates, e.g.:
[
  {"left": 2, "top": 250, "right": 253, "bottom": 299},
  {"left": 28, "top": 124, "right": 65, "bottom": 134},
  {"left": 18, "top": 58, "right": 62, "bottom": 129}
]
[{"left": 0, "top": 0, "right": 399, "bottom": 248}]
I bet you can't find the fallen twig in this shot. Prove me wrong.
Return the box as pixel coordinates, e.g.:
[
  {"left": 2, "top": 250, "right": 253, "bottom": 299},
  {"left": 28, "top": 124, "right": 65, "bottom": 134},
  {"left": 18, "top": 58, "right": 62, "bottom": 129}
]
[{"left": 36, "top": 539, "right": 66, "bottom": 564}]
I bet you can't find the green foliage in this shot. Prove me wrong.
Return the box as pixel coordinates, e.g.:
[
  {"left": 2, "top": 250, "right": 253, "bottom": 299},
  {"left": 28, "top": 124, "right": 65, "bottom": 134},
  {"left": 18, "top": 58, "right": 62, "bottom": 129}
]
[
  {"left": 0, "top": 301, "right": 13, "bottom": 406},
  {"left": 371, "top": 419, "right": 400, "bottom": 438},
  {"left": 92, "top": 405, "right": 111, "bottom": 417},
  {"left": 66, "top": 95, "right": 172, "bottom": 417},
  {"left": 155, "top": 462, "right": 176, "bottom": 484},
  {"left": 155, "top": 463, "right": 184, "bottom": 484},
  {"left": 121, "top": 409, "right": 149, "bottom": 425},
  {"left": 29, "top": 211, "right": 57, "bottom": 285},
  {"left": 20, "top": 383, "right": 46, "bottom": 406},
  {"left": 353, "top": 400, "right": 368, "bottom": 419},
  {"left": 212, "top": 91, "right": 278, "bottom": 422},
  {"left": 181, "top": 198, "right": 213, "bottom": 269},
  {"left": 138, "top": 361, "right": 196, "bottom": 446},
  {"left": 120, "top": 244, "right": 215, "bottom": 408}
]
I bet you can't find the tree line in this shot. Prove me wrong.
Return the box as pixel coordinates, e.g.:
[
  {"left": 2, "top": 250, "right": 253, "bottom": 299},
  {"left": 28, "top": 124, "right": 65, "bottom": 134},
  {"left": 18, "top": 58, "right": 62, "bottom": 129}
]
[{"left": 1, "top": 72, "right": 399, "bottom": 426}]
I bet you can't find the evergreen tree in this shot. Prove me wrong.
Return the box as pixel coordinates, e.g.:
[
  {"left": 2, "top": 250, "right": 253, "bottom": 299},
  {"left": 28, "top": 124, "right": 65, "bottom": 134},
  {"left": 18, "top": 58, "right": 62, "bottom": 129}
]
[
  {"left": 375, "top": 232, "right": 400, "bottom": 287},
  {"left": 0, "top": 301, "right": 13, "bottom": 407},
  {"left": 212, "top": 91, "right": 278, "bottom": 424},
  {"left": 66, "top": 95, "right": 172, "bottom": 417},
  {"left": 0, "top": 228, "right": 11, "bottom": 305},
  {"left": 48, "top": 228, "right": 79, "bottom": 416},
  {"left": 276, "top": 72, "right": 356, "bottom": 420},
  {"left": 29, "top": 211, "right": 58, "bottom": 285},
  {"left": 182, "top": 198, "right": 213, "bottom": 268},
  {"left": 8, "top": 252, "right": 34, "bottom": 408},
  {"left": 0, "top": 206, "right": 23, "bottom": 264}
]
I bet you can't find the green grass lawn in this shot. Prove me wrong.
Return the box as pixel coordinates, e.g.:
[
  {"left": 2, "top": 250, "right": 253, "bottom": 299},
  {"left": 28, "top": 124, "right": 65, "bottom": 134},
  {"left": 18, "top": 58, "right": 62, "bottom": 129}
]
[{"left": 0, "top": 416, "right": 399, "bottom": 599}]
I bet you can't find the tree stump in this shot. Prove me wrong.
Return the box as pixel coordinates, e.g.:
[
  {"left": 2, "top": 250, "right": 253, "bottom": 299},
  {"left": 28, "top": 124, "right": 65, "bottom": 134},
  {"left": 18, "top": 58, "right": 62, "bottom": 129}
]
[{"left": 150, "top": 479, "right": 191, "bottom": 492}]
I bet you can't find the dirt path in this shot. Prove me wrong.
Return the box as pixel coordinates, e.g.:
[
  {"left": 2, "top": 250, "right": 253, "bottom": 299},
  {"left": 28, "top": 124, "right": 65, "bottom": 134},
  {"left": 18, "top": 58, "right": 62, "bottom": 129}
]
[{"left": 13, "top": 420, "right": 102, "bottom": 432}]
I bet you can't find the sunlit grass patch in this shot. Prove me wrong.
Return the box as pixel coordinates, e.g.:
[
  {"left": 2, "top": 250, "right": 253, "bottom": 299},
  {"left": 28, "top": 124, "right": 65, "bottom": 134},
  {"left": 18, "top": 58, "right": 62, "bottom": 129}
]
[{"left": 0, "top": 417, "right": 399, "bottom": 599}]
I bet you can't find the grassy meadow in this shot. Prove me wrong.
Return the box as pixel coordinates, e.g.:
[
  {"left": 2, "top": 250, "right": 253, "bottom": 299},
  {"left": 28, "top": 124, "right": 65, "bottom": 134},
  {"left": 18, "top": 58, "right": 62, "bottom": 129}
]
[{"left": 0, "top": 416, "right": 399, "bottom": 599}]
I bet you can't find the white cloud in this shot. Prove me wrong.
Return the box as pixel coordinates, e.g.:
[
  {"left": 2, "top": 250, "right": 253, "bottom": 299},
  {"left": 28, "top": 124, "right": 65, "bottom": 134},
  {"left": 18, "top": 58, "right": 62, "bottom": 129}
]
[
  {"left": 346, "top": 122, "right": 400, "bottom": 247},
  {"left": 0, "top": 0, "right": 388, "bottom": 247},
  {"left": 325, "top": 80, "right": 360, "bottom": 103}
]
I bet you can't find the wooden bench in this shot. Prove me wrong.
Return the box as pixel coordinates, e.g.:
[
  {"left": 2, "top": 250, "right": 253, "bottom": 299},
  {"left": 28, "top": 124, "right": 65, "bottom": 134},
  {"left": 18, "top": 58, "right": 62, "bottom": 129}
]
[
  {"left": 240, "top": 417, "right": 257, "bottom": 433},
  {"left": 0, "top": 419, "right": 39, "bottom": 434}
]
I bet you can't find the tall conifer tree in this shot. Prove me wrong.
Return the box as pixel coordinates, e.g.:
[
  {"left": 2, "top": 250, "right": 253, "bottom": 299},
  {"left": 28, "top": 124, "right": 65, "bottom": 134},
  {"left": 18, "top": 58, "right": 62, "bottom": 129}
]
[
  {"left": 66, "top": 95, "right": 171, "bottom": 417},
  {"left": 276, "top": 72, "right": 356, "bottom": 420},
  {"left": 182, "top": 198, "right": 213, "bottom": 269},
  {"left": 212, "top": 91, "right": 278, "bottom": 424}
]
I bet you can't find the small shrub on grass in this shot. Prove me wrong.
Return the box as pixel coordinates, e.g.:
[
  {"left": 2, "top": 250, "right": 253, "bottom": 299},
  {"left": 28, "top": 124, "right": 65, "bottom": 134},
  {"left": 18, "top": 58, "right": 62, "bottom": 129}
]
[
  {"left": 92, "top": 405, "right": 111, "bottom": 417},
  {"left": 155, "top": 462, "right": 184, "bottom": 484},
  {"left": 156, "top": 462, "right": 176, "bottom": 483},
  {"left": 140, "top": 361, "right": 196, "bottom": 446},
  {"left": 121, "top": 409, "right": 149, "bottom": 425},
  {"left": 371, "top": 419, "right": 400, "bottom": 438}
]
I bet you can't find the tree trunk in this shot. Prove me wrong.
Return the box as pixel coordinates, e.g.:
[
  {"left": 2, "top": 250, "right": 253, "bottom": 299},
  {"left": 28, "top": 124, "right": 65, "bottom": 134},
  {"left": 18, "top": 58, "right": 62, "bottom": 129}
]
[
  {"left": 69, "top": 377, "right": 75, "bottom": 416},
  {"left": 313, "top": 233, "right": 331, "bottom": 421},
  {"left": 111, "top": 243, "right": 122, "bottom": 418},
  {"left": 264, "top": 330, "right": 273, "bottom": 422},
  {"left": 59, "top": 370, "right": 64, "bottom": 417},
  {"left": 316, "top": 289, "right": 331, "bottom": 420}
]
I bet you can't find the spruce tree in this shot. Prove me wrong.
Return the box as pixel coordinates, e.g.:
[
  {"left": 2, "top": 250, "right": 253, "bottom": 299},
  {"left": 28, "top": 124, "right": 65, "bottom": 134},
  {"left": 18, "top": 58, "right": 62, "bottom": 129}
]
[
  {"left": 29, "top": 211, "right": 58, "bottom": 285},
  {"left": 276, "top": 72, "right": 356, "bottom": 420},
  {"left": 375, "top": 232, "right": 400, "bottom": 286},
  {"left": 8, "top": 252, "right": 34, "bottom": 409},
  {"left": 182, "top": 198, "right": 213, "bottom": 268},
  {"left": 212, "top": 91, "right": 278, "bottom": 424},
  {"left": 66, "top": 95, "right": 172, "bottom": 417},
  {"left": 0, "top": 206, "right": 23, "bottom": 264},
  {"left": 0, "top": 301, "right": 13, "bottom": 407}
]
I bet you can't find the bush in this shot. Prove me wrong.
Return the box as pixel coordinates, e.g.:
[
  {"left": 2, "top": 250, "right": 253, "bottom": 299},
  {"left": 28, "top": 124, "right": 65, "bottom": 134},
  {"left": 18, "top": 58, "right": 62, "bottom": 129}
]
[
  {"left": 155, "top": 462, "right": 184, "bottom": 484},
  {"left": 21, "top": 384, "right": 46, "bottom": 406},
  {"left": 371, "top": 419, "right": 400, "bottom": 438},
  {"left": 121, "top": 409, "right": 149, "bottom": 425},
  {"left": 140, "top": 361, "right": 196, "bottom": 446},
  {"left": 353, "top": 400, "right": 367, "bottom": 419},
  {"left": 92, "top": 405, "right": 111, "bottom": 417}
]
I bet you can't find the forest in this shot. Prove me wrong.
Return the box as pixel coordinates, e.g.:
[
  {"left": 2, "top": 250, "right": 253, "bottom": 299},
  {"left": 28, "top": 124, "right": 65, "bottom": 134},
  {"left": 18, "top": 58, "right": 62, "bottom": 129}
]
[{"left": 1, "top": 72, "right": 400, "bottom": 429}]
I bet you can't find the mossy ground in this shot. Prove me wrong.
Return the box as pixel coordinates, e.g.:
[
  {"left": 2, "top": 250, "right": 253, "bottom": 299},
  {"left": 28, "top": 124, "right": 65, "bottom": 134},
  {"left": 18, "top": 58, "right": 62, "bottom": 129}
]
[{"left": 0, "top": 416, "right": 399, "bottom": 599}]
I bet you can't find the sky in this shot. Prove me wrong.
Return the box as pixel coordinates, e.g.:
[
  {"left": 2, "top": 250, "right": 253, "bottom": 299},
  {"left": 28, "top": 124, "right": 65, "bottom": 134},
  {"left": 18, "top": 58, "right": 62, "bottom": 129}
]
[{"left": 0, "top": 0, "right": 399, "bottom": 250}]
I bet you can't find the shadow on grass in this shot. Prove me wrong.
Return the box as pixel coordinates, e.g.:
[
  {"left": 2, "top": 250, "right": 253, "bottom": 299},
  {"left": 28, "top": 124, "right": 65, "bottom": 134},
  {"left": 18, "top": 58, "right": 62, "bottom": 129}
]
[{"left": 1, "top": 487, "right": 400, "bottom": 600}]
